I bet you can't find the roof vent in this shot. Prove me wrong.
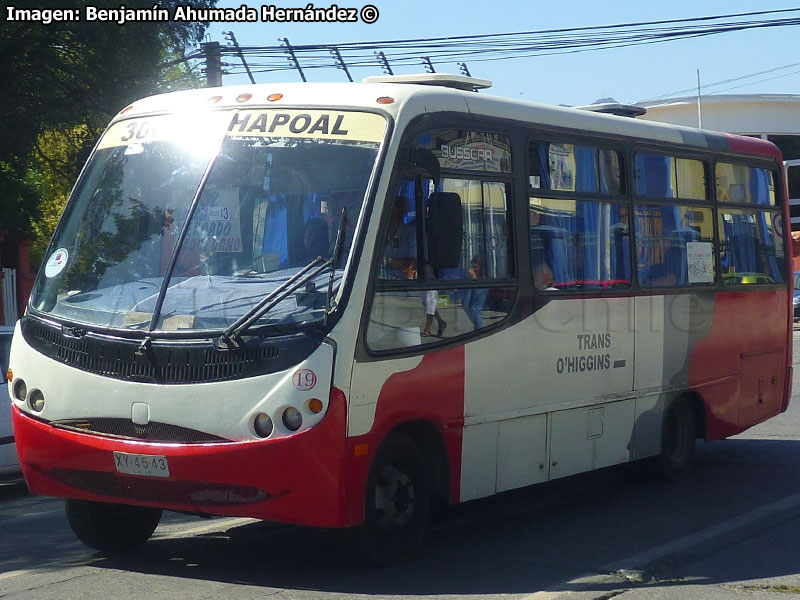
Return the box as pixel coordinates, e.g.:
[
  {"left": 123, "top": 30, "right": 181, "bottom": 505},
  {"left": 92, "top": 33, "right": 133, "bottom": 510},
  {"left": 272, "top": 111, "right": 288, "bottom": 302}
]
[
  {"left": 575, "top": 101, "right": 647, "bottom": 118},
  {"left": 363, "top": 73, "right": 492, "bottom": 92}
]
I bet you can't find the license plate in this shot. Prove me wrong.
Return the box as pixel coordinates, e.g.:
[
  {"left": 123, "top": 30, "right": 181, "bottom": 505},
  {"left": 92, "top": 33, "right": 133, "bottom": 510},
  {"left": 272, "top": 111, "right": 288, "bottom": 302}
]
[{"left": 113, "top": 451, "right": 170, "bottom": 478}]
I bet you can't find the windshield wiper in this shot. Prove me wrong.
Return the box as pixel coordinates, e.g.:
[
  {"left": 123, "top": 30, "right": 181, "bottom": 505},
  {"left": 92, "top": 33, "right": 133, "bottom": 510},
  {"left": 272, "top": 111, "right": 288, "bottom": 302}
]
[
  {"left": 325, "top": 208, "right": 347, "bottom": 323},
  {"left": 218, "top": 209, "right": 349, "bottom": 346},
  {"left": 218, "top": 257, "right": 328, "bottom": 345}
]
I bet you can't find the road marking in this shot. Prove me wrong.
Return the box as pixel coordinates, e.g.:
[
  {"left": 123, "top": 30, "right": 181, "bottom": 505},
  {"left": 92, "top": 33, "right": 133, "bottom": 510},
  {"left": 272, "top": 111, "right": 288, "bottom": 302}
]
[
  {"left": 516, "top": 490, "right": 800, "bottom": 600},
  {"left": 602, "top": 490, "right": 800, "bottom": 576},
  {"left": 0, "top": 558, "right": 93, "bottom": 581},
  {"left": 155, "top": 517, "right": 260, "bottom": 539}
]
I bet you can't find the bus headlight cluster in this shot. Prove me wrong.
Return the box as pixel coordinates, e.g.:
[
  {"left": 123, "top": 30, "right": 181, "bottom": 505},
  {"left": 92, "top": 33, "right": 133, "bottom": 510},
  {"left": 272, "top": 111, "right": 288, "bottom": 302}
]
[
  {"left": 12, "top": 379, "right": 27, "bottom": 402},
  {"left": 282, "top": 407, "right": 303, "bottom": 431},
  {"left": 252, "top": 400, "right": 325, "bottom": 439},
  {"left": 29, "top": 389, "right": 45, "bottom": 412},
  {"left": 253, "top": 413, "right": 273, "bottom": 438}
]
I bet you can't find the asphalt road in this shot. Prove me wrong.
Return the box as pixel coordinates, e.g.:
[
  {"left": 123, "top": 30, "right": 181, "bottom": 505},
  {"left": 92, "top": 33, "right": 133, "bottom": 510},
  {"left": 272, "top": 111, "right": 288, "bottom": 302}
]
[{"left": 2, "top": 334, "right": 800, "bottom": 599}]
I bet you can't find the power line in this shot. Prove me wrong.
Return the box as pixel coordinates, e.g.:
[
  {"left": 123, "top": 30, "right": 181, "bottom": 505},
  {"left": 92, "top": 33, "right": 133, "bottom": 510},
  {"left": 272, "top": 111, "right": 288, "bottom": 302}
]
[
  {"left": 637, "top": 60, "right": 800, "bottom": 102},
  {"left": 177, "top": 8, "right": 800, "bottom": 82}
]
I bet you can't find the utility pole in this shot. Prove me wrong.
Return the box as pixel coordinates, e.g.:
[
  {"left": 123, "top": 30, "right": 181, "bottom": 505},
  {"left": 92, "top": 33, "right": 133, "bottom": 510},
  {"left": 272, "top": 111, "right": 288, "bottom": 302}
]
[
  {"left": 329, "top": 46, "right": 353, "bottom": 82},
  {"left": 458, "top": 62, "right": 472, "bottom": 77},
  {"left": 280, "top": 38, "right": 307, "bottom": 82},
  {"left": 696, "top": 69, "right": 703, "bottom": 129},
  {"left": 201, "top": 41, "right": 222, "bottom": 87},
  {"left": 375, "top": 51, "right": 393, "bottom": 75},
  {"left": 223, "top": 31, "right": 255, "bottom": 85},
  {"left": 422, "top": 57, "right": 435, "bottom": 73}
]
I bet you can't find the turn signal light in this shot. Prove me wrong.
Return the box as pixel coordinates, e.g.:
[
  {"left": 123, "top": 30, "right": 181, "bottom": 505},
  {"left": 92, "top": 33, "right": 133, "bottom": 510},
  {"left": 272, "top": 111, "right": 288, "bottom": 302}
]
[
  {"left": 376, "top": 96, "right": 395, "bottom": 105},
  {"left": 5, "top": 369, "right": 11, "bottom": 383},
  {"left": 12, "top": 378, "right": 27, "bottom": 401},
  {"left": 308, "top": 398, "right": 323, "bottom": 414},
  {"left": 267, "top": 93, "right": 283, "bottom": 102}
]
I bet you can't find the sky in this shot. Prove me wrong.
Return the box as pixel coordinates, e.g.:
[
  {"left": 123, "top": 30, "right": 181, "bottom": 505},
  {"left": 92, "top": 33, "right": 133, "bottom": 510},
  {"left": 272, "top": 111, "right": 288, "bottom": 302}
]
[{"left": 204, "top": 0, "right": 800, "bottom": 107}]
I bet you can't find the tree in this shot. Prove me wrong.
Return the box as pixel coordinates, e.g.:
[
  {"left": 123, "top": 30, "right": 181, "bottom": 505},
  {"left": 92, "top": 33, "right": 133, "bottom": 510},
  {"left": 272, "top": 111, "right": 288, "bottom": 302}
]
[{"left": 0, "top": 0, "right": 217, "bottom": 250}]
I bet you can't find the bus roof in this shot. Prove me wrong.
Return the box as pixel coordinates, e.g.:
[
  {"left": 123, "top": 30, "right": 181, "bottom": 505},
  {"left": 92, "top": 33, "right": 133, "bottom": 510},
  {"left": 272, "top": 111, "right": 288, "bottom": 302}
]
[{"left": 114, "top": 77, "right": 782, "bottom": 160}]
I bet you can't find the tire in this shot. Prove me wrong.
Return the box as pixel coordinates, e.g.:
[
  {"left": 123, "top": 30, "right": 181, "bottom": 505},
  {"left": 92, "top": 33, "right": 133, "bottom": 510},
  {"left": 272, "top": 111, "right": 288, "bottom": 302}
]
[
  {"left": 347, "top": 433, "right": 431, "bottom": 565},
  {"left": 65, "top": 499, "right": 162, "bottom": 552},
  {"left": 653, "top": 397, "right": 697, "bottom": 481}
]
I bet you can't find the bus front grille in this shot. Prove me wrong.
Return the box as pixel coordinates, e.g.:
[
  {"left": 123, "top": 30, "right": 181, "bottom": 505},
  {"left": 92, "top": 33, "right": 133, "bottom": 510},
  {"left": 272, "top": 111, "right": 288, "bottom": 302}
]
[
  {"left": 19, "top": 315, "right": 310, "bottom": 385},
  {"left": 51, "top": 418, "right": 229, "bottom": 444},
  {"left": 48, "top": 467, "right": 270, "bottom": 506}
]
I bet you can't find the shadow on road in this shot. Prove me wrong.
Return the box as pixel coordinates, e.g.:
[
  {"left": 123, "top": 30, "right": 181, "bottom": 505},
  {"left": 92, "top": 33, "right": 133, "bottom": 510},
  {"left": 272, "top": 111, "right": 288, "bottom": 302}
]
[{"left": 76, "top": 438, "right": 800, "bottom": 596}]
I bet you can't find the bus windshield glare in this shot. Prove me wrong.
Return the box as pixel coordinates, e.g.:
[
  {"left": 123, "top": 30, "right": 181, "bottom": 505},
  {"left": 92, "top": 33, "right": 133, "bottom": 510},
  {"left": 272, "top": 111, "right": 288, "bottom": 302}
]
[{"left": 30, "top": 110, "right": 385, "bottom": 333}]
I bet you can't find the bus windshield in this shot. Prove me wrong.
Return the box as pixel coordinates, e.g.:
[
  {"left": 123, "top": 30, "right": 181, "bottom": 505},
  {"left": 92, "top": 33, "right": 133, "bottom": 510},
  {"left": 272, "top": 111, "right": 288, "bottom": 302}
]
[{"left": 30, "top": 109, "right": 385, "bottom": 333}]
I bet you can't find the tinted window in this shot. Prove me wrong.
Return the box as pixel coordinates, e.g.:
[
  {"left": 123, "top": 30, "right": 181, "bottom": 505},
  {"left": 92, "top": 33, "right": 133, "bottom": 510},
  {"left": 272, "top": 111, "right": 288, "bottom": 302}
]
[
  {"left": 716, "top": 163, "right": 776, "bottom": 206},
  {"left": 634, "top": 204, "right": 715, "bottom": 288},
  {"left": 529, "top": 143, "right": 624, "bottom": 195},
  {"left": 415, "top": 130, "right": 511, "bottom": 174},
  {"left": 719, "top": 209, "right": 785, "bottom": 284},
  {"left": 530, "top": 198, "right": 631, "bottom": 290},
  {"left": 634, "top": 154, "right": 706, "bottom": 200}
]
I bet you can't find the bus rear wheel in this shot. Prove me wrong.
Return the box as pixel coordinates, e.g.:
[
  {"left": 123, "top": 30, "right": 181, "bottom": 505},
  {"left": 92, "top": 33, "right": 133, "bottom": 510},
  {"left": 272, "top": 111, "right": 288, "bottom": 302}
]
[
  {"left": 349, "top": 433, "right": 431, "bottom": 565},
  {"left": 66, "top": 499, "right": 162, "bottom": 552},
  {"left": 653, "top": 397, "right": 697, "bottom": 481}
]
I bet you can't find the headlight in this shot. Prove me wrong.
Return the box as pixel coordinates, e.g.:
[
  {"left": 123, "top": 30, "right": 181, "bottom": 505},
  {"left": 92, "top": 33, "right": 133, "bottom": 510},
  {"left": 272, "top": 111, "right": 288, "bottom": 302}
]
[
  {"left": 29, "top": 389, "right": 45, "bottom": 412},
  {"left": 12, "top": 379, "right": 27, "bottom": 401},
  {"left": 253, "top": 413, "right": 273, "bottom": 438},
  {"left": 282, "top": 407, "right": 303, "bottom": 431}
]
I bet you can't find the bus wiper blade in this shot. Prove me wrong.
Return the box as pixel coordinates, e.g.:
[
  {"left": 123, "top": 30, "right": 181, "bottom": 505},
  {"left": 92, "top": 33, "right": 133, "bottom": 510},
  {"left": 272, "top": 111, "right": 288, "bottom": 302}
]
[
  {"left": 219, "top": 257, "right": 329, "bottom": 345},
  {"left": 325, "top": 208, "right": 347, "bottom": 322}
]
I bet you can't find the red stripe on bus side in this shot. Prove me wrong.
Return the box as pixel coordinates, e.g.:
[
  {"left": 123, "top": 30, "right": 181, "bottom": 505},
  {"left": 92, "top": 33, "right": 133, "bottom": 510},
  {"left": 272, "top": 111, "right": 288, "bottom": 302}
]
[
  {"left": 346, "top": 346, "right": 466, "bottom": 524},
  {"left": 721, "top": 133, "right": 783, "bottom": 160},
  {"left": 689, "top": 290, "right": 790, "bottom": 440}
]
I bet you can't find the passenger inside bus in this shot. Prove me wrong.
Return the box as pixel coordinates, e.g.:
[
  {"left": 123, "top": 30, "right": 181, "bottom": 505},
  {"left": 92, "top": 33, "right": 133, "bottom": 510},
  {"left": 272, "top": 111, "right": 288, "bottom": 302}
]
[
  {"left": 384, "top": 195, "right": 418, "bottom": 279},
  {"left": 533, "top": 262, "right": 557, "bottom": 291},
  {"left": 303, "top": 217, "right": 330, "bottom": 261},
  {"left": 461, "top": 256, "right": 488, "bottom": 329}
]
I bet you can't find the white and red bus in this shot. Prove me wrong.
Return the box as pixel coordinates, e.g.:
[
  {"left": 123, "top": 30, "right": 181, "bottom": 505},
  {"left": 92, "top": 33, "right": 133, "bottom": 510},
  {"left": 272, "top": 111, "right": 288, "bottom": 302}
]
[{"left": 7, "top": 74, "right": 792, "bottom": 563}]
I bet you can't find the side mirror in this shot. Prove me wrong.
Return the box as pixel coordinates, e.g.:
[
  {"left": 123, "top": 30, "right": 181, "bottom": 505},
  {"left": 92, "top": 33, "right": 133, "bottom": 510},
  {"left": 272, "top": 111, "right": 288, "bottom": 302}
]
[
  {"left": 407, "top": 148, "right": 440, "bottom": 185},
  {"left": 426, "top": 192, "right": 462, "bottom": 270}
]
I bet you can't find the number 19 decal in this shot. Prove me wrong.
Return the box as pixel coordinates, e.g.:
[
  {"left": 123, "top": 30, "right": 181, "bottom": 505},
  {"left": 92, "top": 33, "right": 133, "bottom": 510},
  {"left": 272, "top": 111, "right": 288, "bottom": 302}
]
[{"left": 293, "top": 369, "right": 317, "bottom": 391}]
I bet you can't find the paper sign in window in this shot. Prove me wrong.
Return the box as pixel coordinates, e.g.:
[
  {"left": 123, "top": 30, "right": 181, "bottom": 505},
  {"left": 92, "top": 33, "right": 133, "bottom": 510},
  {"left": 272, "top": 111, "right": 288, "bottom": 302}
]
[{"left": 686, "top": 242, "right": 714, "bottom": 284}]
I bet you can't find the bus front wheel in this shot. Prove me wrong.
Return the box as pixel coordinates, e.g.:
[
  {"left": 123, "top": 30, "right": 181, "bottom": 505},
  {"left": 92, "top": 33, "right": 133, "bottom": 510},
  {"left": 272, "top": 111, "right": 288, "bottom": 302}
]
[
  {"left": 66, "top": 499, "right": 162, "bottom": 552},
  {"left": 653, "top": 397, "right": 697, "bottom": 481},
  {"left": 349, "top": 432, "right": 431, "bottom": 565}
]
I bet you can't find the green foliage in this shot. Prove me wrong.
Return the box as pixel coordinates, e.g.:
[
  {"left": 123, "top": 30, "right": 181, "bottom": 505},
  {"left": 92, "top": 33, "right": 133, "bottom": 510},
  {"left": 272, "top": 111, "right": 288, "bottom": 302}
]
[{"left": 0, "top": 0, "right": 216, "bottom": 251}]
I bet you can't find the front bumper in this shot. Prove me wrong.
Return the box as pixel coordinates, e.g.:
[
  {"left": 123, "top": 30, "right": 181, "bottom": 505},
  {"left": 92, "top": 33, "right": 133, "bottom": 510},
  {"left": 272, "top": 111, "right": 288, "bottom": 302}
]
[{"left": 12, "top": 393, "right": 349, "bottom": 527}]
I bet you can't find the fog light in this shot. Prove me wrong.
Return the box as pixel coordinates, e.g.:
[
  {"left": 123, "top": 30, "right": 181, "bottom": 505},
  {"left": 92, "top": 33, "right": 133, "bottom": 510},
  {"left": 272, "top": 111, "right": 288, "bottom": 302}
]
[
  {"left": 282, "top": 407, "right": 302, "bottom": 431},
  {"left": 253, "top": 413, "right": 273, "bottom": 438},
  {"left": 12, "top": 379, "right": 27, "bottom": 401},
  {"left": 29, "top": 389, "right": 45, "bottom": 412}
]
